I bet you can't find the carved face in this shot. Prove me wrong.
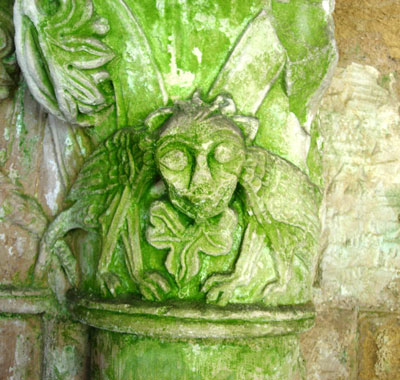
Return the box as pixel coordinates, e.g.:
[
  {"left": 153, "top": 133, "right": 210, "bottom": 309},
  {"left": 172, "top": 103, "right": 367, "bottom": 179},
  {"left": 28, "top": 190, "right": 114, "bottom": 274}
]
[{"left": 156, "top": 112, "right": 246, "bottom": 221}]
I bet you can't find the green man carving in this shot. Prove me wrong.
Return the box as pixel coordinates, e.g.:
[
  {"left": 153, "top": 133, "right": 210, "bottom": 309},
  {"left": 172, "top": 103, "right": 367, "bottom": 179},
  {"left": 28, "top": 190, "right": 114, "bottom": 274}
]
[{"left": 39, "top": 92, "right": 320, "bottom": 307}]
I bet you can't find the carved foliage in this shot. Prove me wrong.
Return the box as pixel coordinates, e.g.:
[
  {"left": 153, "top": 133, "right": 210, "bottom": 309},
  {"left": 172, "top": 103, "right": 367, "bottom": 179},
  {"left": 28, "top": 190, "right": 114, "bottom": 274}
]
[
  {"left": 8, "top": 1, "right": 335, "bottom": 307},
  {"left": 14, "top": 0, "right": 115, "bottom": 126},
  {"left": 147, "top": 201, "right": 238, "bottom": 287},
  {"left": 40, "top": 94, "right": 320, "bottom": 307},
  {"left": 0, "top": 7, "right": 18, "bottom": 100}
]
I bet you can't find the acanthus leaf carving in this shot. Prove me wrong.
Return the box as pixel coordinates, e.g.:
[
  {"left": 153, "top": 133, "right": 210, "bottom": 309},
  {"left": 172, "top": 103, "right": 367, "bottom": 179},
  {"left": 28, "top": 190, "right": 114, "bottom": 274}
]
[{"left": 14, "top": 0, "right": 115, "bottom": 126}]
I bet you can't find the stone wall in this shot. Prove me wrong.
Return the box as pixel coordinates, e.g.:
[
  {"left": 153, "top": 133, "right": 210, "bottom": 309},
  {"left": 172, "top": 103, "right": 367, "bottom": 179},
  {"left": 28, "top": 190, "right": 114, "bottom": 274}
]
[
  {"left": 300, "top": 1, "right": 400, "bottom": 378},
  {"left": 1, "top": 1, "right": 400, "bottom": 379}
]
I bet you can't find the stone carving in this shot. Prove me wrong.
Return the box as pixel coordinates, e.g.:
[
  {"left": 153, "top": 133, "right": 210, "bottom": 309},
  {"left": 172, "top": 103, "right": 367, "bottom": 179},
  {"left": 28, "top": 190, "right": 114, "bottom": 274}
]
[
  {"left": 0, "top": 6, "right": 18, "bottom": 100},
  {"left": 8, "top": 0, "right": 336, "bottom": 312},
  {"left": 14, "top": 0, "right": 115, "bottom": 126},
  {"left": 0, "top": 169, "right": 48, "bottom": 243},
  {"left": 3, "top": 1, "right": 338, "bottom": 378},
  {"left": 40, "top": 92, "right": 320, "bottom": 307}
]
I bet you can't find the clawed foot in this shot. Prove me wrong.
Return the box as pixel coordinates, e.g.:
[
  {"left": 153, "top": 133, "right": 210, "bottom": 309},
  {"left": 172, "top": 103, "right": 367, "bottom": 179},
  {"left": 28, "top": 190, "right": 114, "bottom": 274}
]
[
  {"left": 138, "top": 271, "right": 171, "bottom": 301},
  {"left": 262, "top": 281, "right": 287, "bottom": 302},
  {"left": 202, "top": 273, "right": 239, "bottom": 306},
  {"left": 98, "top": 272, "right": 122, "bottom": 297},
  {"left": 98, "top": 270, "right": 170, "bottom": 301}
]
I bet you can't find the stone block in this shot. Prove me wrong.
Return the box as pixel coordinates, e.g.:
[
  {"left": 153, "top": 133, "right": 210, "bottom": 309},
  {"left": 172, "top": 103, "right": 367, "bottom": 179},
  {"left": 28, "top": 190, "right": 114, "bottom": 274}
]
[
  {"left": 317, "top": 63, "right": 400, "bottom": 311},
  {"left": 0, "top": 315, "right": 42, "bottom": 380},
  {"left": 300, "top": 308, "right": 358, "bottom": 380},
  {"left": 358, "top": 312, "right": 400, "bottom": 380},
  {"left": 334, "top": 0, "right": 400, "bottom": 98},
  {"left": 42, "top": 317, "right": 89, "bottom": 380}
]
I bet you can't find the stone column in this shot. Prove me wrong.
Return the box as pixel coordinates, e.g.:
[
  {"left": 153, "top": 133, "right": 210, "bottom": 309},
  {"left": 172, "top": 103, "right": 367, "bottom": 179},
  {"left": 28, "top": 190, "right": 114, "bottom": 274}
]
[{"left": 2, "top": 0, "right": 336, "bottom": 378}]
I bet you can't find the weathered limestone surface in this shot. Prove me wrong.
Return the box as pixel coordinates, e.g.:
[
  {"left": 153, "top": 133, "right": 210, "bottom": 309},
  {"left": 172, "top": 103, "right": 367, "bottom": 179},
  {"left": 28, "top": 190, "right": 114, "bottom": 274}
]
[
  {"left": 42, "top": 318, "right": 89, "bottom": 380},
  {"left": 297, "top": 2, "right": 400, "bottom": 379},
  {"left": 299, "top": 3, "right": 400, "bottom": 374},
  {"left": 299, "top": 59, "right": 400, "bottom": 379},
  {"left": 0, "top": 315, "right": 42, "bottom": 379},
  {"left": 334, "top": 0, "right": 400, "bottom": 98},
  {"left": 0, "top": 87, "right": 90, "bottom": 286},
  {"left": 315, "top": 63, "right": 400, "bottom": 311},
  {"left": 300, "top": 308, "right": 358, "bottom": 380}
]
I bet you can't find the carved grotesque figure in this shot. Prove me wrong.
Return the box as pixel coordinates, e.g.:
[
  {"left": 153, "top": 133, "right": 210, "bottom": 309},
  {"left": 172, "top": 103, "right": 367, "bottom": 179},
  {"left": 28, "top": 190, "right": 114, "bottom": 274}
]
[
  {"left": 155, "top": 104, "right": 245, "bottom": 221},
  {"left": 40, "top": 93, "right": 320, "bottom": 307}
]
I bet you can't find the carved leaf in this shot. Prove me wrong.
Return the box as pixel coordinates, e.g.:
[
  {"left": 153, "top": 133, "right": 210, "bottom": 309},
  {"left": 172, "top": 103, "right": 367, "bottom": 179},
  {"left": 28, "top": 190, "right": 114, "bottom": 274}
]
[
  {"left": 178, "top": 210, "right": 238, "bottom": 284},
  {"left": 147, "top": 201, "right": 237, "bottom": 286},
  {"left": 60, "top": 37, "right": 114, "bottom": 68},
  {"left": 14, "top": 0, "right": 115, "bottom": 126},
  {"left": 147, "top": 201, "right": 187, "bottom": 245}
]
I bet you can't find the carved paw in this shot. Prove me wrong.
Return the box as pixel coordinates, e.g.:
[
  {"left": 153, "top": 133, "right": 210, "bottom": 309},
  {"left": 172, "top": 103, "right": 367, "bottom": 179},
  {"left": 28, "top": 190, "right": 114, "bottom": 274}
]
[
  {"left": 262, "top": 280, "right": 288, "bottom": 302},
  {"left": 202, "top": 273, "right": 238, "bottom": 306},
  {"left": 98, "top": 272, "right": 122, "bottom": 297},
  {"left": 137, "top": 272, "right": 171, "bottom": 301}
]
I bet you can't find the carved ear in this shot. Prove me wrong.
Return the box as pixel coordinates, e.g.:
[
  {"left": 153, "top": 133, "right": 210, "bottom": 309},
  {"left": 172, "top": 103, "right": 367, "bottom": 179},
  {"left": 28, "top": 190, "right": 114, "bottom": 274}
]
[
  {"left": 211, "top": 94, "right": 237, "bottom": 115},
  {"left": 144, "top": 107, "right": 174, "bottom": 132},
  {"left": 231, "top": 115, "right": 259, "bottom": 145},
  {"left": 210, "top": 94, "right": 259, "bottom": 144}
]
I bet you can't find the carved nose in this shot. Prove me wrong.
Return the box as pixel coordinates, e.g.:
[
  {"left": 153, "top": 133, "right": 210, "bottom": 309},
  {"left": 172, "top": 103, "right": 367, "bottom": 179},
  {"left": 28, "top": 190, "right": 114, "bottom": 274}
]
[{"left": 190, "top": 154, "right": 212, "bottom": 190}]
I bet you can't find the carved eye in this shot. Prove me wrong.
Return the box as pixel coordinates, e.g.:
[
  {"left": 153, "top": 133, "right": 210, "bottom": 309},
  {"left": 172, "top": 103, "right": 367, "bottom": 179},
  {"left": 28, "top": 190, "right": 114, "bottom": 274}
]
[
  {"left": 213, "top": 143, "right": 235, "bottom": 164},
  {"left": 159, "top": 149, "right": 188, "bottom": 171}
]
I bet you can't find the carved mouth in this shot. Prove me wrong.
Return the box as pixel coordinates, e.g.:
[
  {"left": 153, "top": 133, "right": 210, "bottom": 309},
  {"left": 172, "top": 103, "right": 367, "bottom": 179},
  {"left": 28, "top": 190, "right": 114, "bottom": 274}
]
[{"left": 169, "top": 181, "right": 238, "bottom": 221}]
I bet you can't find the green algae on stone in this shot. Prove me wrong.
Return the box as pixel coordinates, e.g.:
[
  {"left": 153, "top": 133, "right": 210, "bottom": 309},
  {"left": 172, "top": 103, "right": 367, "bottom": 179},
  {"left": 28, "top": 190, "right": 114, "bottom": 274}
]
[
  {"left": 4, "top": 0, "right": 340, "bottom": 378},
  {"left": 40, "top": 93, "right": 320, "bottom": 309},
  {"left": 208, "top": 9, "right": 286, "bottom": 115},
  {"left": 91, "top": 329, "right": 305, "bottom": 380},
  {"left": 14, "top": 0, "right": 337, "bottom": 151},
  {"left": 13, "top": 0, "right": 333, "bottom": 308},
  {"left": 271, "top": 0, "right": 337, "bottom": 131},
  {"left": 14, "top": 0, "right": 116, "bottom": 126},
  {"left": 0, "top": 0, "right": 18, "bottom": 101}
]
